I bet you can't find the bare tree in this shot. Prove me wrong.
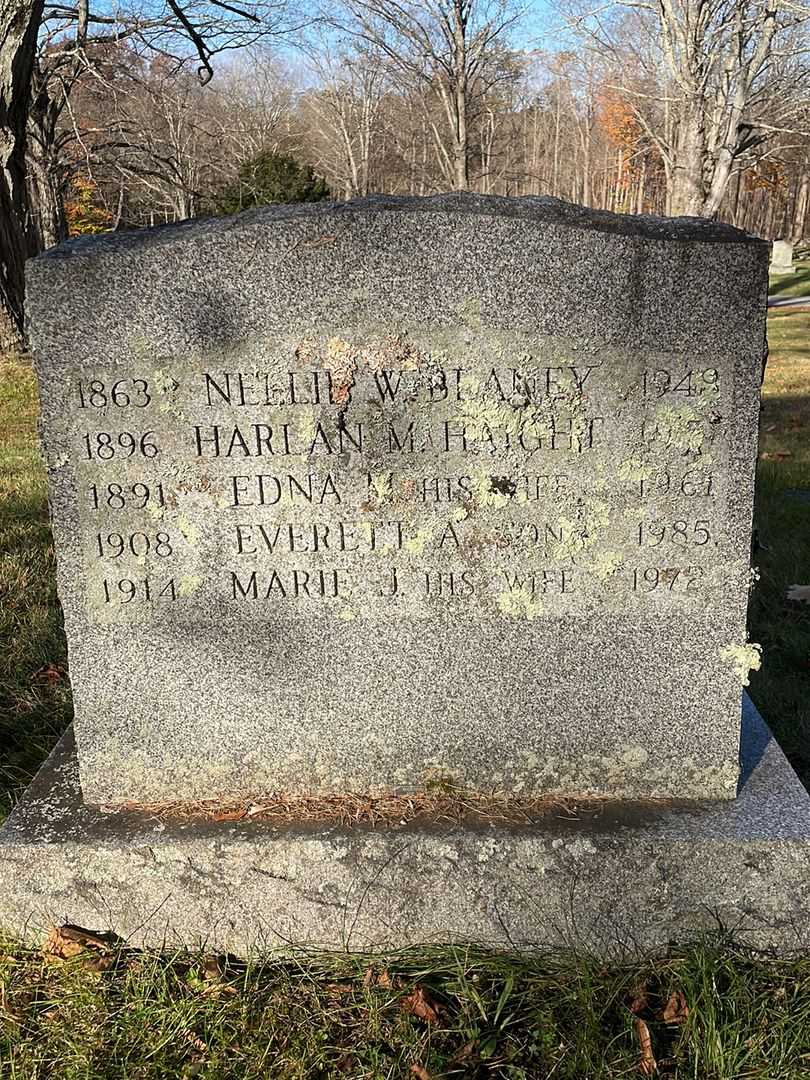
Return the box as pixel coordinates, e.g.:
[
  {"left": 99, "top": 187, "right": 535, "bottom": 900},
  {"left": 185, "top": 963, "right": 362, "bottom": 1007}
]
[
  {"left": 567, "top": 0, "right": 810, "bottom": 217},
  {"left": 213, "top": 49, "right": 299, "bottom": 163},
  {"left": 0, "top": 0, "right": 300, "bottom": 345},
  {"left": 301, "top": 43, "right": 386, "bottom": 197},
  {"left": 331, "top": 0, "right": 526, "bottom": 190},
  {"left": 0, "top": 1, "right": 43, "bottom": 349},
  {"left": 72, "top": 47, "right": 300, "bottom": 225}
]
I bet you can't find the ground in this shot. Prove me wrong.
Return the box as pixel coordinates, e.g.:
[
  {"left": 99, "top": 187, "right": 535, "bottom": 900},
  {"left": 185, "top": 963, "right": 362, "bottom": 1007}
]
[
  {"left": 0, "top": 273, "right": 808, "bottom": 1077},
  {"left": 747, "top": 284, "right": 810, "bottom": 782},
  {"left": 0, "top": 935, "right": 808, "bottom": 1079}
]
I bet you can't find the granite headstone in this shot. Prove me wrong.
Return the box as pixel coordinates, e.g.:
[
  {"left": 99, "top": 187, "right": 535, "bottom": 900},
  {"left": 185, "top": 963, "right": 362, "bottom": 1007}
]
[
  {"left": 4, "top": 195, "right": 809, "bottom": 955},
  {"left": 26, "top": 195, "right": 766, "bottom": 807}
]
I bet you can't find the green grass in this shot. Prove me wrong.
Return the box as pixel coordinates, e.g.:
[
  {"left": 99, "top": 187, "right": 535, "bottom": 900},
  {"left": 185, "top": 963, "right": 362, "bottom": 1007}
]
[
  {"left": 748, "top": 306, "right": 810, "bottom": 782},
  {"left": 1, "top": 937, "right": 809, "bottom": 1078},
  {"left": 769, "top": 258, "right": 810, "bottom": 300},
  {"left": 1, "top": 310, "right": 810, "bottom": 1077},
  {"left": 765, "top": 307, "right": 810, "bottom": 362},
  {"left": 0, "top": 361, "right": 71, "bottom": 819}
]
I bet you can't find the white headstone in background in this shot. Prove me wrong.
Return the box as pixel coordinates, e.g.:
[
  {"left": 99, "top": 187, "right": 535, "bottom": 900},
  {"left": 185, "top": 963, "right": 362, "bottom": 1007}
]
[{"left": 770, "top": 239, "right": 795, "bottom": 275}]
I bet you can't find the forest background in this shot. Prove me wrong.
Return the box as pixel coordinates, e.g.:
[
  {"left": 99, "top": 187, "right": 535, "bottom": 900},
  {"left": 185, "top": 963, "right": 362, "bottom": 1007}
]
[{"left": 1, "top": 0, "right": 809, "bottom": 351}]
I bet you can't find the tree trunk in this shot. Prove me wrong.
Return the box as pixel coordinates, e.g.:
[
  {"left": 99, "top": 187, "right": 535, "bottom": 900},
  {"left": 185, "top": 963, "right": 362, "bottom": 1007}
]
[
  {"left": 27, "top": 64, "right": 69, "bottom": 250},
  {"left": 451, "top": 0, "right": 468, "bottom": 191},
  {"left": 0, "top": 0, "right": 44, "bottom": 352},
  {"left": 793, "top": 165, "right": 809, "bottom": 244},
  {"left": 670, "top": 104, "right": 706, "bottom": 217},
  {"left": 453, "top": 77, "right": 468, "bottom": 189},
  {"left": 27, "top": 150, "right": 68, "bottom": 249}
]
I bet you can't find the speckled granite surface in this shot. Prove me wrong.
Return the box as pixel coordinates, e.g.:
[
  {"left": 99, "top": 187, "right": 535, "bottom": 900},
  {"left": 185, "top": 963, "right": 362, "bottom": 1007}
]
[
  {"left": 26, "top": 195, "right": 767, "bottom": 804},
  {"left": 1, "top": 697, "right": 807, "bottom": 955}
]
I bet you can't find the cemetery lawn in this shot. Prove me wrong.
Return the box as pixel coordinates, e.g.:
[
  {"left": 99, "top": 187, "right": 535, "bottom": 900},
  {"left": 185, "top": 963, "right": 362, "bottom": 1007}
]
[
  {"left": 0, "top": 934, "right": 809, "bottom": 1079},
  {"left": 768, "top": 258, "right": 810, "bottom": 300},
  {"left": 748, "top": 302, "right": 810, "bottom": 782},
  {"left": 0, "top": 360, "right": 72, "bottom": 821},
  {"left": 1, "top": 311, "right": 810, "bottom": 1078}
]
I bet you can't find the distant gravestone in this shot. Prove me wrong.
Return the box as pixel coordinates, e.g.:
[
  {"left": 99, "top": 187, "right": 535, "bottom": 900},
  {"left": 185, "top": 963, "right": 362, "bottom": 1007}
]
[
  {"left": 770, "top": 238, "right": 795, "bottom": 274},
  {"left": 3, "top": 195, "right": 809, "bottom": 954}
]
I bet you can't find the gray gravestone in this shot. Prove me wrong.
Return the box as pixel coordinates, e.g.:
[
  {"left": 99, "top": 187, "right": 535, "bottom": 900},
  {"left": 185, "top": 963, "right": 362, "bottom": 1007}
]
[
  {"left": 26, "top": 195, "right": 765, "bottom": 806},
  {"left": 770, "top": 238, "right": 795, "bottom": 274},
  {"left": 3, "top": 195, "right": 809, "bottom": 954}
]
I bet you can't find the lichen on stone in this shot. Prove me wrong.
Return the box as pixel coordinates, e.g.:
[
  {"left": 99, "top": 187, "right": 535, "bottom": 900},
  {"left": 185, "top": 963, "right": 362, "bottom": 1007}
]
[
  {"left": 720, "top": 641, "right": 763, "bottom": 686},
  {"left": 496, "top": 588, "right": 545, "bottom": 620}
]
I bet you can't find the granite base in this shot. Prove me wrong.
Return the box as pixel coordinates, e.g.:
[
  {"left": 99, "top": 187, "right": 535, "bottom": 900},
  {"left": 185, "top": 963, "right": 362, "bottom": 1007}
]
[{"left": 1, "top": 698, "right": 808, "bottom": 956}]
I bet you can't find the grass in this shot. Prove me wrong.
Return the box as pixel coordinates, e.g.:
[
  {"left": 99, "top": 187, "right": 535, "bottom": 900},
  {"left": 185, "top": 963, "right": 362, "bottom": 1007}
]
[
  {"left": 1, "top": 936, "right": 809, "bottom": 1078},
  {"left": 0, "top": 361, "right": 71, "bottom": 819},
  {"left": 0, "top": 297, "right": 809, "bottom": 1077},
  {"left": 747, "top": 302, "right": 810, "bottom": 782},
  {"left": 768, "top": 258, "right": 810, "bottom": 300}
]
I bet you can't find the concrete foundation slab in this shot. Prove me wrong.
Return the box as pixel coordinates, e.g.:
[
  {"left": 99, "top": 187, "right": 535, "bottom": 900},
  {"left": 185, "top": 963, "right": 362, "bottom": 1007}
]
[{"left": 1, "top": 697, "right": 808, "bottom": 956}]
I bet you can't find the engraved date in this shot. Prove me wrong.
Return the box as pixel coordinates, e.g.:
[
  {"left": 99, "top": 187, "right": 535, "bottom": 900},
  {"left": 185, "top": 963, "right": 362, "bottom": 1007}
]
[
  {"left": 77, "top": 379, "right": 151, "bottom": 409},
  {"left": 101, "top": 577, "right": 177, "bottom": 603},
  {"left": 95, "top": 531, "right": 174, "bottom": 559},
  {"left": 88, "top": 482, "right": 166, "bottom": 510}
]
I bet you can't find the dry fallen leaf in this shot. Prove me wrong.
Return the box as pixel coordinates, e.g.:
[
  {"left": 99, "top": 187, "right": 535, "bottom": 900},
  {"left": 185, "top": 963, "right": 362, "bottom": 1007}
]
[
  {"left": 760, "top": 450, "right": 793, "bottom": 460},
  {"left": 410, "top": 1065, "right": 431, "bottom": 1080},
  {"left": 362, "top": 967, "right": 395, "bottom": 989},
  {"left": 787, "top": 585, "right": 810, "bottom": 603},
  {"left": 628, "top": 985, "right": 649, "bottom": 1015},
  {"left": 635, "top": 1017, "right": 657, "bottom": 1075},
  {"left": 43, "top": 925, "right": 119, "bottom": 971},
  {"left": 182, "top": 1028, "right": 208, "bottom": 1054},
  {"left": 31, "top": 664, "right": 65, "bottom": 686},
  {"left": 43, "top": 927, "right": 85, "bottom": 960},
  {"left": 400, "top": 984, "right": 442, "bottom": 1024},
  {"left": 195, "top": 956, "right": 238, "bottom": 994},
  {"left": 44, "top": 924, "right": 116, "bottom": 960},
  {"left": 659, "top": 989, "right": 689, "bottom": 1025},
  {"left": 201, "top": 956, "right": 224, "bottom": 981},
  {"left": 82, "top": 952, "right": 116, "bottom": 973},
  {"left": 451, "top": 1040, "right": 478, "bottom": 1065}
]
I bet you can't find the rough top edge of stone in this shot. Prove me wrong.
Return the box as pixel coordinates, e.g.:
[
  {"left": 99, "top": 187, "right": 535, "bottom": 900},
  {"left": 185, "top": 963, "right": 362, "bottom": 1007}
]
[{"left": 27, "top": 193, "right": 766, "bottom": 272}]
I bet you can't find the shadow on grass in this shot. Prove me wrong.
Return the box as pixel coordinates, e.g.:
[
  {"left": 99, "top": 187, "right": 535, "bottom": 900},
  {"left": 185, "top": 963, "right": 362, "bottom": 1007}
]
[
  {"left": 759, "top": 392, "right": 810, "bottom": 461},
  {"left": 768, "top": 261, "right": 810, "bottom": 299},
  {"left": 749, "top": 426, "right": 810, "bottom": 789},
  {"left": 766, "top": 310, "right": 810, "bottom": 364}
]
